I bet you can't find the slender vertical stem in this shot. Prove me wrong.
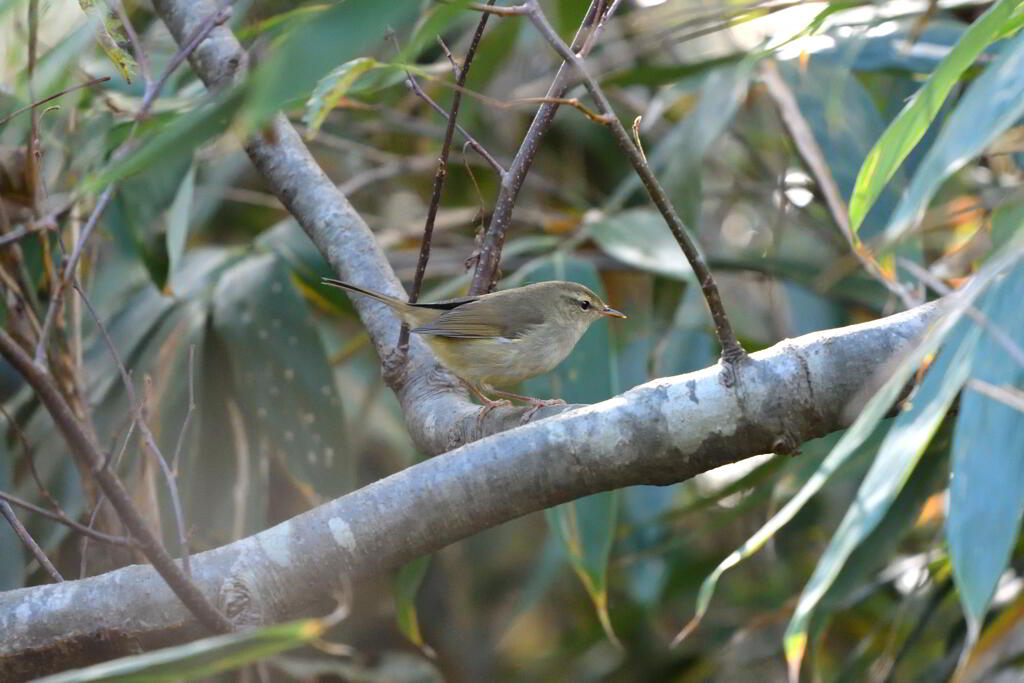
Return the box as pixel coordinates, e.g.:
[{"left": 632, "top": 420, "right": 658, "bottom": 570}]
[
  {"left": 523, "top": 0, "right": 746, "bottom": 367},
  {"left": 0, "top": 500, "right": 64, "bottom": 583},
  {"left": 468, "top": 0, "right": 613, "bottom": 295},
  {"left": 397, "top": 1, "right": 496, "bottom": 354}
]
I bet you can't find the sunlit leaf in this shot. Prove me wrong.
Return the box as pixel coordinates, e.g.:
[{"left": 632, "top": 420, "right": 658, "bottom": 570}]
[
  {"left": 884, "top": 31, "right": 1024, "bottom": 242},
  {"left": 35, "top": 616, "right": 328, "bottom": 682},
  {"left": 303, "top": 58, "right": 383, "bottom": 137},
  {"left": 675, "top": 247, "right": 1020, "bottom": 647},
  {"left": 784, "top": 308, "right": 984, "bottom": 680},
  {"left": 948, "top": 262, "right": 1024, "bottom": 637},
  {"left": 848, "top": 0, "right": 1021, "bottom": 235}
]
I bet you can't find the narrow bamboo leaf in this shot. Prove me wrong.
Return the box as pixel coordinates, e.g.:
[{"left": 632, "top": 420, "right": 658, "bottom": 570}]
[
  {"left": 78, "top": 0, "right": 136, "bottom": 82},
  {"left": 395, "top": 556, "right": 431, "bottom": 650},
  {"left": 546, "top": 490, "right": 622, "bottom": 648},
  {"left": 35, "top": 617, "right": 326, "bottom": 682},
  {"left": 165, "top": 163, "right": 196, "bottom": 280},
  {"left": 948, "top": 262, "right": 1024, "bottom": 636},
  {"left": 88, "top": 89, "right": 244, "bottom": 191},
  {"left": 783, "top": 311, "right": 984, "bottom": 681},
  {"left": 848, "top": 0, "right": 1021, "bottom": 234},
  {"left": 673, "top": 248, "right": 1018, "bottom": 647},
  {"left": 303, "top": 58, "right": 382, "bottom": 137},
  {"left": 884, "top": 31, "right": 1024, "bottom": 242}
]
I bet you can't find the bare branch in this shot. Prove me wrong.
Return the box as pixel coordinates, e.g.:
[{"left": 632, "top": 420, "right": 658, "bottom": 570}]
[
  {"left": 399, "top": 0, "right": 496, "bottom": 354},
  {"left": 0, "top": 499, "right": 64, "bottom": 583},
  {"left": 519, "top": 0, "right": 747, "bottom": 368},
  {"left": 0, "top": 490, "right": 135, "bottom": 548},
  {"left": 73, "top": 282, "right": 193, "bottom": 575},
  {"left": 0, "top": 328, "right": 232, "bottom": 634}
]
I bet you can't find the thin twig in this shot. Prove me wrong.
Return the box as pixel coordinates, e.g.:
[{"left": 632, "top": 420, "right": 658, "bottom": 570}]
[
  {"left": 521, "top": 0, "right": 747, "bottom": 368},
  {"left": 0, "top": 327, "right": 232, "bottom": 633},
  {"left": 0, "top": 404, "right": 62, "bottom": 513},
  {"left": 34, "top": 186, "right": 113, "bottom": 366},
  {"left": 0, "top": 490, "right": 135, "bottom": 547},
  {"left": 73, "top": 282, "right": 193, "bottom": 575},
  {"left": 468, "top": 0, "right": 613, "bottom": 294},
  {"left": 0, "top": 499, "right": 64, "bottom": 582},
  {"left": 398, "top": 1, "right": 496, "bottom": 354},
  {"left": 0, "top": 77, "right": 111, "bottom": 128},
  {"left": 466, "top": 2, "right": 530, "bottom": 16},
  {"left": 170, "top": 345, "right": 197, "bottom": 474},
  {"left": 0, "top": 223, "right": 50, "bottom": 248},
  {"left": 404, "top": 78, "right": 505, "bottom": 177},
  {"left": 139, "top": 3, "right": 234, "bottom": 117},
  {"left": 968, "top": 379, "right": 1024, "bottom": 413}
]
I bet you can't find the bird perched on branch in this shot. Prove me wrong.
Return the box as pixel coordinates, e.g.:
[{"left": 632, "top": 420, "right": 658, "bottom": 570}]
[{"left": 321, "top": 278, "right": 625, "bottom": 410}]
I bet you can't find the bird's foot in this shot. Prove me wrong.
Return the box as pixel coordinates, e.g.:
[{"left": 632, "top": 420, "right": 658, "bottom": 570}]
[{"left": 515, "top": 396, "right": 567, "bottom": 423}]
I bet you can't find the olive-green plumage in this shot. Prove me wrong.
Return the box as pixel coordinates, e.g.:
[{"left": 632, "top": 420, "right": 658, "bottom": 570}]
[{"left": 321, "top": 278, "right": 626, "bottom": 406}]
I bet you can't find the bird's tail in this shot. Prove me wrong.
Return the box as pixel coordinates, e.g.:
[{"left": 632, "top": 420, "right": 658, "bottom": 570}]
[{"left": 320, "top": 278, "right": 407, "bottom": 309}]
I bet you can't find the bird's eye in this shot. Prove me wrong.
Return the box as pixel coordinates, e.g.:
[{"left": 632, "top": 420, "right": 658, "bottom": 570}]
[{"left": 579, "top": 300, "right": 591, "bottom": 311}]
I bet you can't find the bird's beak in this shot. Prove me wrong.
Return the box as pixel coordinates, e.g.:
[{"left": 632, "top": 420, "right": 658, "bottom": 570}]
[{"left": 601, "top": 306, "right": 627, "bottom": 319}]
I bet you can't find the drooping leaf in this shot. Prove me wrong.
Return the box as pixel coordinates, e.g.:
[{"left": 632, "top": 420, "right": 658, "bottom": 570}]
[
  {"left": 34, "top": 616, "right": 330, "bottom": 682},
  {"left": 674, "top": 247, "right": 1020, "bottom": 648},
  {"left": 848, "top": 0, "right": 1022, "bottom": 235},
  {"left": 784, "top": 305, "right": 985, "bottom": 680},
  {"left": 165, "top": 163, "right": 196, "bottom": 281},
  {"left": 884, "top": 30, "right": 1024, "bottom": 242},
  {"left": 78, "top": 0, "right": 136, "bottom": 83},
  {"left": 394, "top": 556, "right": 432, "bottom": 650},
  {"left": 303, "top": 58, "right": 383, "bottom": 137},
  {"left": 948, "top": 262, "right": 1024, "bottom": 636}
]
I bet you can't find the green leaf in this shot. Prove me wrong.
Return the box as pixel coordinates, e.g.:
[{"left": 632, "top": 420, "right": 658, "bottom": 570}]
[
  {"left": 303, "top": 57, "right": 382, "bottom": 137},
  {"left": 394, "top": 556, "right": 432, "bottom": 650},
  {"left": 403, "top": 0, "right": 474, "bottom": 62},
  {"left": 546, "top": 491, "right": 621, "bottom": 648},
  {"left": 88, "top": 88, "right": 244, "bottom": 191},
  {"left": 211, "top": 254, "right": 350, "bottom": 501},
  {"left": 848, "top": 0, "right": 1021, "bottom": 235},
  {"left": 105, "top": 154, "right": 193, "bottom": 289},
  {"left": 78, "top": 0, "right": 136, "bottom": 83},
  {"left": 783, "top": 304, "right": 984, "bottom": 680},
  {"left": 243, "top": 1, "right": 417, "bottom": 128},
  {"left": 674, "top": 248, "right": 1019, "bottom": 648},
  {"left": 590, "top": 209, "right": 694, "bottom": 281},
  {"left": 884, "top": 31, "right": 1024, "bottom": 242},
  {"left": 34, "top": 617, "right": 327, "bottom": 682},
  {"left": 948, "top": 262, "right": 1024, "bottom": 636},
  {"left": 165, "top": 163, "right": 195, "bottom": 281}
]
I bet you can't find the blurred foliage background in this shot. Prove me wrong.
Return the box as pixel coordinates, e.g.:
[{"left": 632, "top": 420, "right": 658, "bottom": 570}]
[{"left": 1, "top": 0, "right": 1024, "bottom": 680}]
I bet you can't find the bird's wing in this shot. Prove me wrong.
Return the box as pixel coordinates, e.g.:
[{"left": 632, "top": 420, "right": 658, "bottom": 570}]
[{"left": 411, "top": 296, "right": 543, "bottom": 339}]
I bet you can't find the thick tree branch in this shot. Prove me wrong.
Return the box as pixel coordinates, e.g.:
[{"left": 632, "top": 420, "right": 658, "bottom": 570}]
[{"left": 0, "top": 299, "right": 945, "bottom": 678}]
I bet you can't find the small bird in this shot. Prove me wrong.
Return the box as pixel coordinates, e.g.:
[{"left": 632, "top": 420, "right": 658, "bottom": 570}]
[{"left": 321, "top": 278, "right": 626, "bottom": 409}]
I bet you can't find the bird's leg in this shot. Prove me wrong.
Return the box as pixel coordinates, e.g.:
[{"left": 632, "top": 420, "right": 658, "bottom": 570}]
[
  {"left": 481, "top": 387, "right": 566, "bottom": 424},
  {"left": 466, "top": 382, "right": 511, "bottom": 419}
]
